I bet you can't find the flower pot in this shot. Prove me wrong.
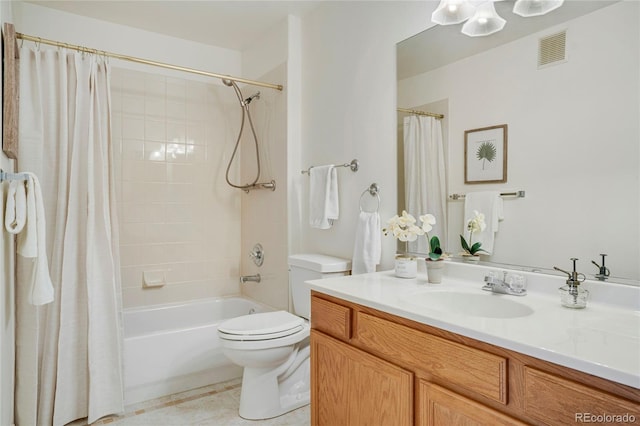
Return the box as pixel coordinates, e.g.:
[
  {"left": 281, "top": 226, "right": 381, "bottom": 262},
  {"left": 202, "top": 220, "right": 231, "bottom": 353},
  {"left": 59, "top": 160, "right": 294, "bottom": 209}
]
[
  {"left": 462, "top": 254, "right": 480, "bottom": 264},
  {"left": 425, "top": 260, "right": 444, "bottom": 284},
  {"left": 395, "top": 256, "right": 417, "bottom": 278}
]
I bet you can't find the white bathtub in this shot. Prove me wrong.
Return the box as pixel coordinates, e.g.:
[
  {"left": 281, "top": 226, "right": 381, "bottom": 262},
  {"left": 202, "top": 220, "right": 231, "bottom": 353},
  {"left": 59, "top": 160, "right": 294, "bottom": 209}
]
[{"left": 123, "top": 296, "right": 273, "bottom": 405}]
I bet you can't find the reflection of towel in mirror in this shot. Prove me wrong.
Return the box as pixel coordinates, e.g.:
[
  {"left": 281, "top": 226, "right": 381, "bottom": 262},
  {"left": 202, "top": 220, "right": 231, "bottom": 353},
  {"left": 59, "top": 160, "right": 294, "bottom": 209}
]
[
  {"left": 352, "top": 211, "right": 381, "bottom": 274},
  {"left": 464, "top": 191, "right": 503, "bottom": 254},
  {"left": 309, "top": 165, "right": 339, "bottom": 229}
]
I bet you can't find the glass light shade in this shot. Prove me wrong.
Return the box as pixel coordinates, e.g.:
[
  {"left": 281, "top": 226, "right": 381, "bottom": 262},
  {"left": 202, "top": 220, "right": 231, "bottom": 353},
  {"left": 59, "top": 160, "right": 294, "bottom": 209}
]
[
  {"left": 432, "top": 0, "right": 476, "bottom": 25},
  {"left": 461, "top": 1, "right": 506, "bottom": 37},
  {"left": 513, "top": 0, "right": 564, "bottom": 17}
]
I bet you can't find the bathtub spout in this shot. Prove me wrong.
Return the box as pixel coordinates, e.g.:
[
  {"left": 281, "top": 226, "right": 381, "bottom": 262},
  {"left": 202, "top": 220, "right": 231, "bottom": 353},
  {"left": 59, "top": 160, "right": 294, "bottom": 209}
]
[{"left": 240, "top": 274, "right": 261, "bottom": 284}]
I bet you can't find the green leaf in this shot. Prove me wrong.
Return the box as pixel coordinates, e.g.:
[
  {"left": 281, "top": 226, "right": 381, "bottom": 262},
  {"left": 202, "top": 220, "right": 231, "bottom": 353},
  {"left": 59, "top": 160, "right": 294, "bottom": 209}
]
[
  {"left": 428, "top": 252, "right": 441, "bottom": 261},
  {"left": 429, "top": 236, "right": 441, "bottom": 253},
  {"left": 476, "top": 141, "right": 497, "bottom": 170},
  {"left": 460, "top": 235, "right": 470, "bottom": 252},
  {"left": 470, "top": 242, "right": 488, "bottom": 255}
]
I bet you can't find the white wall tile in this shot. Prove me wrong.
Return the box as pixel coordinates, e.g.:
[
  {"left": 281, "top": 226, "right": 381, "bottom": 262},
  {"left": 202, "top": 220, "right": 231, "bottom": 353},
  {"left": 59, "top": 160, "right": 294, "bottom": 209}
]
[
  {"left": 145, "top": 119, "right": 166, "bottom": 142},
  {"left": 115, "top": 67, "right": 242, "bottom": 308}
]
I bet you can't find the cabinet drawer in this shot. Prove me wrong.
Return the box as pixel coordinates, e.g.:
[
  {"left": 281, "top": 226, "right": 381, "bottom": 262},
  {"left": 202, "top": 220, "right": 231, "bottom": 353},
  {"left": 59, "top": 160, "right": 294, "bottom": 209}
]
[
  {"left": 311, "top": 296, "right": 352, "bottom": 340},
  {"left": 523, "top": 367, "right": 640, "bottom": 425},
  {"left": 356, "top": 312, "right": 507, "bottom": 404},
  {"left": 418, "top": 381, "right": 526, "bottom": 426}
]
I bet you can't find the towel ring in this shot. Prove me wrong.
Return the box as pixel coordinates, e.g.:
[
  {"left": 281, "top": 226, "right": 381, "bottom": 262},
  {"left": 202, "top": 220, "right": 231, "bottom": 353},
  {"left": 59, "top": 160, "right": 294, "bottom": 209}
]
[{"left": 359, "top": 183, "right": 380, "bottom": 212}]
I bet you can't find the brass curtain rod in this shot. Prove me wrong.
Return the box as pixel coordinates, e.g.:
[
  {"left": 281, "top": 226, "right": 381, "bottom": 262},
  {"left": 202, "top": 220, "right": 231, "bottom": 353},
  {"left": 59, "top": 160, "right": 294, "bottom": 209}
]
[
  {"left": 397, "top": 107, "right": 444, "bottom": 120},
  {"left": 16, "top": 32, "right": 284, "bottom": 91}
]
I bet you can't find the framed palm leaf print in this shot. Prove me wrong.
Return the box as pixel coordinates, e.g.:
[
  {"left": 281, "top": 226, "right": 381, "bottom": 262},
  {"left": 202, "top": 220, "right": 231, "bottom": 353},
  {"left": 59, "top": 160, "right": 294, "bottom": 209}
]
[{"left": 464, "top": 124, "right": 507, "bottom": 184}]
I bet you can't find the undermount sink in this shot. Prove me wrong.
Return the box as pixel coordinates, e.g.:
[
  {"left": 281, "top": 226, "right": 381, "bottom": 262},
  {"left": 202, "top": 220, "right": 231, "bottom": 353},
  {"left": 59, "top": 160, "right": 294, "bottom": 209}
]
[{"left": 401, "top": 290, "right": 535, "bottom": 319}]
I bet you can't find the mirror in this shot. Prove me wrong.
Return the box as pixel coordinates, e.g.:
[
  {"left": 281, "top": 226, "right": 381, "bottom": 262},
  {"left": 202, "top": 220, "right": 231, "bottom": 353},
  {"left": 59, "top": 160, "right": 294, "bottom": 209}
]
[{"left": 397, "top": 0, "right": 639, "bottom": 285}]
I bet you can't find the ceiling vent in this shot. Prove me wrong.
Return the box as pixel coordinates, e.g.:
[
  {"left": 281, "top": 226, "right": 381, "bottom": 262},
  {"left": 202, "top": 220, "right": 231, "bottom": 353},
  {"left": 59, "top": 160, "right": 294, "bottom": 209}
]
[{"left": 538, "top": 30, "right": 567, "bottom": 68}]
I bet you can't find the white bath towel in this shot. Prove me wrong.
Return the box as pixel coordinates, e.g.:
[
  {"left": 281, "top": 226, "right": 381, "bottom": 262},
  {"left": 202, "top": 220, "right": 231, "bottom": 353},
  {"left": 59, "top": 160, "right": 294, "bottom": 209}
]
[
  {"left": 464, "top": 191, "right": 504, "bottom": 255},
  {"left": 5, "top": 180, "right": 27, "bottom": 234},
  {"left": 309, "top": 165, "right": 339, "bottom": 229},
  {"left": 352, "top": 211, "right": 381, "bottom": 274},
  {"left": 17, "top": 173, "right": 54, "bottom": 305}
]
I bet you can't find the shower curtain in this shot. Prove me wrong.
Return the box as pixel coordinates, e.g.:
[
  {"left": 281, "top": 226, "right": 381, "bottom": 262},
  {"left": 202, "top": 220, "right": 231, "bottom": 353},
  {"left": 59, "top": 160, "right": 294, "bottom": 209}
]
[
  {"left": 403, "top": 115, "right": 447, "bottom": 254},
  {"left": 14, "top": 47, "right": 124, "bottom": 425}
]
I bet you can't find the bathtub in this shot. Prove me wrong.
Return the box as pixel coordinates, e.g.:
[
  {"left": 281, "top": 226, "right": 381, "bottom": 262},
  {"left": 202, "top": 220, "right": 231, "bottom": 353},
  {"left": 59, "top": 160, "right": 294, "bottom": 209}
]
[{"left": 123, "top": 296, "right": 273, "bottom": 405}]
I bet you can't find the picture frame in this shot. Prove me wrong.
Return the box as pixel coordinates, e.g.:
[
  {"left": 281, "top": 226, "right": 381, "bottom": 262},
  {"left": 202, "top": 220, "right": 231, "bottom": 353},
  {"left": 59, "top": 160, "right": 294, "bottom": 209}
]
[{"left": 464, "top": 124, "right": 507, "bottom": 184}]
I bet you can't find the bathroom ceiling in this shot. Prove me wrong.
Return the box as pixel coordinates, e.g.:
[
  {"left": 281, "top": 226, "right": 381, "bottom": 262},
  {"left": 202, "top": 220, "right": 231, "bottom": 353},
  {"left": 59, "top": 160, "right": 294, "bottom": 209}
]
[
  {"left": 398, "top": 0, "right": 617, "bottom": 79},
  {"left": 22, "top": 0, "right": 321, "bottom": 50}
]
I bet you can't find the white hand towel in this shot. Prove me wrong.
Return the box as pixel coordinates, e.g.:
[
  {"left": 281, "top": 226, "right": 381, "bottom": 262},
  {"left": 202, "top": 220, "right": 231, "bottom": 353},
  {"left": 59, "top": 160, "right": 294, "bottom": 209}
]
[
  {"left": 17, "top": 173, "right": 54, "bottom": 305},
  {"left": 463, "top": 191, "right": 504, "bottom": 255},
  {"left": 309, "top": 165, "right": 339, "bottom": 229},
  {"left": 5, "top": 180, "right": 27, "bottom": 234},
  {"left": 352, "top": 211, "right": 381, "bottom": 274}
]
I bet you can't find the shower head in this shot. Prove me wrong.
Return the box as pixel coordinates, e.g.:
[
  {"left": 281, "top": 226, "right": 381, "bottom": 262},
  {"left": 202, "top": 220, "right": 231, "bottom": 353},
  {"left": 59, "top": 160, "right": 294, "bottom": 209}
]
[
  {"left": 244, "top": 92, "right": 260, "bottom": 106},
  {"left": 222, "top": 78, "right": 234, "bottom": 87}
]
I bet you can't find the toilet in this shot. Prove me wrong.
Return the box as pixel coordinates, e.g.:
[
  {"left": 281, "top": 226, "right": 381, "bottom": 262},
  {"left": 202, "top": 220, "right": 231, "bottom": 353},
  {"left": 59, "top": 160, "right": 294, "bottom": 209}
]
[{"left": 218, "top": 254, "right": 351, "bottom": 420}]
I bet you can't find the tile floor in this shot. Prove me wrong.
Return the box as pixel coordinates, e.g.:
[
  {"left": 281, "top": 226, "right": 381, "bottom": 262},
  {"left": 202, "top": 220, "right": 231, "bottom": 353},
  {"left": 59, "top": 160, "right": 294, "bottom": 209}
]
[{"left": 69, "top": 378, "right": 310, "bottom": 426}]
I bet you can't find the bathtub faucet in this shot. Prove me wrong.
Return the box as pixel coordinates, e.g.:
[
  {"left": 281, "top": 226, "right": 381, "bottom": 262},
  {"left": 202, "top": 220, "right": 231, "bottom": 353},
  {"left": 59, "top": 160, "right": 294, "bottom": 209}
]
[{"left": 240, "top": 274, "right": 261, "bottom": 284}]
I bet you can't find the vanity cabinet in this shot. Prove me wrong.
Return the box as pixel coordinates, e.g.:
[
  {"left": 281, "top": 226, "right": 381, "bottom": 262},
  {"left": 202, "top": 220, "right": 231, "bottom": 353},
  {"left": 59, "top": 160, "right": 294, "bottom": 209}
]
[
  {"left": 310, "top": 292, "right": 640, "bottom": 426},
  {"left": 312, "top": 331, "right": 413, "bottom": 425}
]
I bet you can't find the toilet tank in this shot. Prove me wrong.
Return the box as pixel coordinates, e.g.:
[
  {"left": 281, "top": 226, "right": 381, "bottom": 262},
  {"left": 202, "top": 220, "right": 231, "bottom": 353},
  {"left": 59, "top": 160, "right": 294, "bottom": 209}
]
[{"left": 288, "top": 254, "right": 351, "bottom": 319}]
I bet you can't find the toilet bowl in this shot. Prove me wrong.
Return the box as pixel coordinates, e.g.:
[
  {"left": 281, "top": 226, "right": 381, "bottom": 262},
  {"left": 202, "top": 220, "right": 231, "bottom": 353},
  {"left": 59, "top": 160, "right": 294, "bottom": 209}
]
[{"left": 218, "top": 254, "right": 351, "bottom": 420}]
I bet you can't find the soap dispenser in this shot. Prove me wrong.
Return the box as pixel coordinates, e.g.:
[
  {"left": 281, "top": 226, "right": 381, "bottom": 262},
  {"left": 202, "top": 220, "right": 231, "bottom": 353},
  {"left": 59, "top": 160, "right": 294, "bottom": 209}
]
[
  {"left": 554, "top": 258, "right": 588, "bottom": 309},
  {"left": 591, "top": 253, "right": 610, "bottom": 281}
]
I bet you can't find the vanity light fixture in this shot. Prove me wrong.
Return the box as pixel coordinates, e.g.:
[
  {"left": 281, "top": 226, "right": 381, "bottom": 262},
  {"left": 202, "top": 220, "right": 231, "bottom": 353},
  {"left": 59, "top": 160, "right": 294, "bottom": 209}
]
[
  {"left": 513, "top": 0, "right": 564, "bottom": 17},
  {"left": 431, "top": 0, "right": 564, "bottom": 37},
  {"left": 461, "top": 1, "right": 506, "bottom": 37},
  {"left": 432, "top": 0, "right": 476, "bottom": 25}
]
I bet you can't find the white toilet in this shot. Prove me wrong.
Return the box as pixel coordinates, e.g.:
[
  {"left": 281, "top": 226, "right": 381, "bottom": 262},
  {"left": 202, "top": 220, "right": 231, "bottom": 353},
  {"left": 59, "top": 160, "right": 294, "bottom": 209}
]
[{"left": 218, "top": 254, "right": 351, "bottom": 420}]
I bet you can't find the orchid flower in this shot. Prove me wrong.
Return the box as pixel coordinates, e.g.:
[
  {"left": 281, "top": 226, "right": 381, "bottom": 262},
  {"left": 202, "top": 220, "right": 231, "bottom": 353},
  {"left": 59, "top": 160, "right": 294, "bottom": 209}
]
[{"left": 460, "top": 210, "right": 488, "bottom": 256}]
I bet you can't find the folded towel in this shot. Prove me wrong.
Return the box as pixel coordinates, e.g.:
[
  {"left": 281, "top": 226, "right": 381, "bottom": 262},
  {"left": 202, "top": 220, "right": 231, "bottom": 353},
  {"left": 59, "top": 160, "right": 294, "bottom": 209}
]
[
  {"left": 5, "top": 180, "right": 27, "bottom": 234},
  {"left": 352, "top": 211, "right": 381, "bottom": 274},
  {"left": 309, "top": 165, "right": 339, "bottom": 229},
  {"left": 17, "top": 173, "right": 54, "bottom": 305},
  {"left": 464, "top": 191, "right": 504, "bottom": 254}
]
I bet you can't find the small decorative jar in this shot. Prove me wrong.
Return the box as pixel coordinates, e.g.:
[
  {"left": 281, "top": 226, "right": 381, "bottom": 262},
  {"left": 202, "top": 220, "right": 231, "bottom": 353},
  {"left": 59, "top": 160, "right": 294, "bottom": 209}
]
[{"left": 395, "top": 256, "right": 417, "bottom": 279}]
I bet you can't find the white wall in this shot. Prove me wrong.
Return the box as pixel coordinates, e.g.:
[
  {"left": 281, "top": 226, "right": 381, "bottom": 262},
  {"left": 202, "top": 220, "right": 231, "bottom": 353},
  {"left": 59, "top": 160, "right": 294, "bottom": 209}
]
[
  {"left": 399, "top": 2, "right": 639, "bottom": 279},
  {"left": 0, "top": 2, "right": 15, "bottom": 425},
  {"left": 13, "top": 2, "right": 241, "bottom": 84},
  {"left": 299, "top": 2, "right": 436, "bottom": 270}
]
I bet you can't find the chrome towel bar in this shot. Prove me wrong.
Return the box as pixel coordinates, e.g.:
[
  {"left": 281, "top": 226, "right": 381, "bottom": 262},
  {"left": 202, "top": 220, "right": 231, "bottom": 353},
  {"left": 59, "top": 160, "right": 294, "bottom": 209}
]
[
  {"left": 301, "top": 159, "right": 359, "bottom": 175},
  {"left": 449, "top": 190, "right": 525, "bottom": 200}
]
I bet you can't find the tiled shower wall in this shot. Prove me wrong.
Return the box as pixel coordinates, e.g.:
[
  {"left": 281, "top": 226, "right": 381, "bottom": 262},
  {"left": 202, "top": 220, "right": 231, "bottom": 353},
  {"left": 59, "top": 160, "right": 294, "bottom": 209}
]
[{"left": 111, "top": 68, "right": 242, "bottom": 308}]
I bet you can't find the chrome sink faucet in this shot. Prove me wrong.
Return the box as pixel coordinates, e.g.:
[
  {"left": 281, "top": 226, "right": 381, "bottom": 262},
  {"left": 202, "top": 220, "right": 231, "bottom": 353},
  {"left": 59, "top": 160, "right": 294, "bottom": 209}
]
[{"left": 483, "top": 271, "right": 527, "bottom": 296}]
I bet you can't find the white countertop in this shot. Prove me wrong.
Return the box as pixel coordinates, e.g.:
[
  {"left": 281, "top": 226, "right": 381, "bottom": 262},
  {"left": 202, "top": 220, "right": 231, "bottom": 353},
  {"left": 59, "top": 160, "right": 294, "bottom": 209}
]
[{"left": 307, "top": 262, "right": 640, "bottom": 389}]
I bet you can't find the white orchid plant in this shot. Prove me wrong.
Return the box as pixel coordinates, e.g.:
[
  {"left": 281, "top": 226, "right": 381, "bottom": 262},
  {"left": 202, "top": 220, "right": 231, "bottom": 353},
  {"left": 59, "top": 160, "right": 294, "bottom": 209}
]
[
  {"left": 460, "top": 210, "right": 488, "bottom": 256},
  {"left": 383, "top": 211, "right": 443, "bottom": 261}
]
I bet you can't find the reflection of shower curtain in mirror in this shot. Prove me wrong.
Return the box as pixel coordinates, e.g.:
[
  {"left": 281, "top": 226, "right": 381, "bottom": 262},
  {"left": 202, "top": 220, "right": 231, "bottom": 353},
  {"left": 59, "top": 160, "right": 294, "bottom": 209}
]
[{"left": 403, "top": 115, "right": 447, "bottom": 254}]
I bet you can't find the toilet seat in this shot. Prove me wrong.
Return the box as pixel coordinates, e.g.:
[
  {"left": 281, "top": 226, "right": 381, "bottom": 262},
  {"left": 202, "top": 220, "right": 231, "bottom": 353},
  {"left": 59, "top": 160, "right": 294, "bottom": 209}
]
[{"left": 218, "top": 311, "right": 304, "bottom": 341}]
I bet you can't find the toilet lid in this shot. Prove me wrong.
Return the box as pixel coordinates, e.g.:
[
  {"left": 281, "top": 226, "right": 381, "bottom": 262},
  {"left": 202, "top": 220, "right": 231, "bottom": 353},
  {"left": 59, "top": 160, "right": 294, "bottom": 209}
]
[{"left": 218, "top": 311, "right": 304, "bottom": 340}]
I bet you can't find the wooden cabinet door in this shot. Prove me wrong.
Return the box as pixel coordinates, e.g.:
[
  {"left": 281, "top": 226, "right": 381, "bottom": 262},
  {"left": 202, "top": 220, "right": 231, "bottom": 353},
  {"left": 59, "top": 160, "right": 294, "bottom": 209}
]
[
  {"left": 311, "top": 330, "right": 413, "bottom": 426},
  {"left": 418, "top": 381, "right": 526, "bottom": 426}
]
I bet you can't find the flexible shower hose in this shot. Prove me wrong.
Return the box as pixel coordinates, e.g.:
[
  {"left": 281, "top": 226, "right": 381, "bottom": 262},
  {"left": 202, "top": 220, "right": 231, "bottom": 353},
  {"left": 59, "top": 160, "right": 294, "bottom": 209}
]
[{"left": 224, "top": 80, "right": 261, "bottom": 189}]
